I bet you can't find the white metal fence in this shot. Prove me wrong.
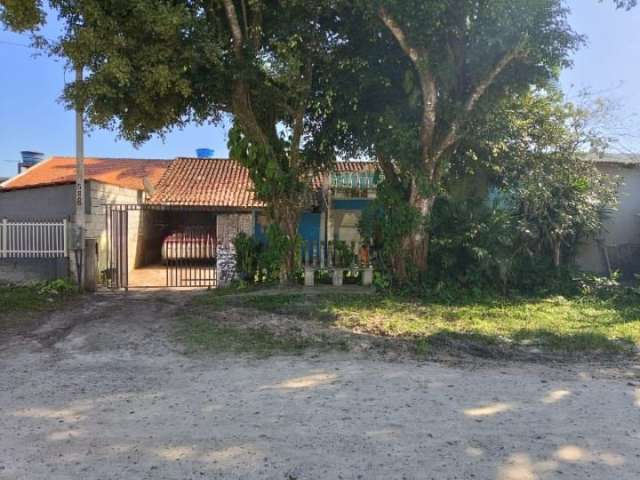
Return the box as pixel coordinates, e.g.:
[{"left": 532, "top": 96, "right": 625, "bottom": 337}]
[{"left": 0, "top": 219, "right": 69, "bottom": 258}]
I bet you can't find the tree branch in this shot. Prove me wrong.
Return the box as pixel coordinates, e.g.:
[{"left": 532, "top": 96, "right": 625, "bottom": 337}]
[
  {"left": 222, "top": 0, "right": 244, "bottom": 57},
  {"left": 433, "top": 47, "right": 523, "bottom": 161},
  {"left": 240, "top": 0, "right": 249, "bottom": 37},
  {"left": 378, "top": 6, "right": 437, "bottom": 170},
  {"left": 378, "top": 7, "right": 424, "bottom": 65},
  {"left": 222, "top": 0, "right": 269, "bottom": 146}
]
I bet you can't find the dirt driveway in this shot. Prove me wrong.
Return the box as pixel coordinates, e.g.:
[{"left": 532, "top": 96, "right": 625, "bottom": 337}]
[{"left": 1, "top": 292, "right": 639, "bottom": 480}]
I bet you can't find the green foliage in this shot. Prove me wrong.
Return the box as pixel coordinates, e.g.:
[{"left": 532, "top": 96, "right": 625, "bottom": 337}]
[
  {"left": 478, "top": 91, "right": 619, "bottom": 262},
  {"left": 359, "top": 179, "right": 421, "bottom": 282},
  {"left": 175, "top": 318, "right": 312, "bottom": 357},
  {"left": 258, "top": 224, "right": 301, "bottom": 283},
  {"left": 233, "top": 232, "right": 261, "bottom": 282},
  {"left": 233, "top": 226, "right": 301, "bottom": 285},
  {"left": 428, "top": 197, "right": 518, "bottom": 292},
  {"left": 333, "top": 241, "right": 356, "bottom": 268},
  {"left": 409, "top": 90, "right": 619, "bottom": 294},
  {"left": 190, "top": 289, "right": 640, "bottom": 355},
  {"left": 0, "top": 279, "right": 76, "bottom": 316},
  {"left": 0, "top": 0, "right": 44, "bottom": 32},
  {"left": 37, "top": 278, "right": 76, "bottom": 296}
]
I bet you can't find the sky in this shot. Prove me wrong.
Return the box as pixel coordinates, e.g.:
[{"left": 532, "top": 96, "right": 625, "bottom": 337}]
[{"left": 1, "top": 1, "right": 639, "bottom": 178}]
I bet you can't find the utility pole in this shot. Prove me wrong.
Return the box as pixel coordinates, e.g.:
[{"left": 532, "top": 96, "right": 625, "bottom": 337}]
[{"left": 75, "top": 64, "right": 86, "bottom": 290}]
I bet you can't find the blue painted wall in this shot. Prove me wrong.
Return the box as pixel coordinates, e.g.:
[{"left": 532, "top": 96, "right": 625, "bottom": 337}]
[
  {"left": 254, "top": 212, "right": 322, "bottom": 244},
  {"left": 299, "top": 213, "right": 321, "bottom": 243},
  {"left": 254, "top": 200, "right": 372, "bottom": 244}
]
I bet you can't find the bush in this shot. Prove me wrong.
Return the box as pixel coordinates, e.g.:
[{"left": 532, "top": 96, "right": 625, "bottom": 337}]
[
  {"left": 233, "top": 232, "right": 261, "bottom": 282},
  {"left": 233, "top": 225, "right": 301, "bottom": 285},
  {"left": 37, "top": 278, "right": 76, "bottom": 296}
]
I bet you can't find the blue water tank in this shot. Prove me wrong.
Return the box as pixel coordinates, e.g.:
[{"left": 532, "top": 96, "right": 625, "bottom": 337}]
[
  {"left": 196, "top": 148, "right": 215, "bottom": 159},
  {"left": 20, "top": 151, "right": 44, "bottom": 168}
]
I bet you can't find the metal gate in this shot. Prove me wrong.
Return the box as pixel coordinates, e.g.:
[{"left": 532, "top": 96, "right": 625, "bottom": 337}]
[
  {"left": 105, "top": 204, "right": 217, "bottom": 289},
  {"left": 106, "top": 205, "right": 129, "bottom": 289},
  {"left": 164, "top": 228, "right": 217, "bottom": 288}
]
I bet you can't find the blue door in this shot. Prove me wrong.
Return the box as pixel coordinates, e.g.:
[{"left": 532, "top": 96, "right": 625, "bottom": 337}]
[{"left": 299, "top": 213, "right": 321, "bottom": 243}]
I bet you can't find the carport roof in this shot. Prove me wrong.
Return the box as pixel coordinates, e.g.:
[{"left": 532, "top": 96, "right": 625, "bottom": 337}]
[
  {"left": 0, "top": 156, "right": 171, "bottom": 192},
  {"left": 147, "top": 157, "right": 265, "bottom": 209}
]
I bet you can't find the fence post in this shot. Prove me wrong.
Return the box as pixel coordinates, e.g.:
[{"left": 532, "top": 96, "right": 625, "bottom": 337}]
[
  {"left": 63, "top": 219, "right": 69, "bottom": 258},
  {"left": 1, "top": 218, "right": 7, "bottom": 258}
]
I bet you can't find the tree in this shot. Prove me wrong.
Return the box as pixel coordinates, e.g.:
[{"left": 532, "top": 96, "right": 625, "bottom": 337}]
[
  {"left": 0, "top": 0, "right": 341, "bottom": 283},
  {"left": 482, "top": 91, "right": 619, "bottom": 269},
  {"left": 309, "top": 0, "right": 581, "bottom": 282}
]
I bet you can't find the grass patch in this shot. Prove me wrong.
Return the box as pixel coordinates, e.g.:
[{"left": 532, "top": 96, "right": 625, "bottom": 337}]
[
  {"left": 197, "top": 291, "right": 640, "bottom": 355},
  {"left": 176, "top": 317, "right": 312, "bottom": 356},
  {"left": 0, "top": 280, "right": 75, "bottom": 314},
  {"left": 0, "top": 280, "right": 77, "bottom": 332}
]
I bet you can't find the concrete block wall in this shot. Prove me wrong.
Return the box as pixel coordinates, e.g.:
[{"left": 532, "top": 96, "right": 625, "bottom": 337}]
[
  {"left": 76, "top": 181, "right": 142, "bottom": 276},
  {"left": 0, "top": 258, "right": 69, "bottom": 284}
]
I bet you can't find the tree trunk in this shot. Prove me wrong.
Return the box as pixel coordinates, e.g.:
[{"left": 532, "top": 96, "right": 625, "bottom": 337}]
[
  {"left": 389, "top": 181, "right": 436, "bottom": 284},
  {"left": 272, "top": 201, "right": 301, "bottom": 285},
  {"left": 408, "top": 192, "right": 436, "bottom": 277},
  {"left": 552, "top": 239, "right": 561, "bottom": 269}
]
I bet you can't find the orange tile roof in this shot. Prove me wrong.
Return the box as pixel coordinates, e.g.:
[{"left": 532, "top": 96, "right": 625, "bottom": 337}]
[
  {"left": 148, "top": 158, "right": 378, "bottom": 209},
  {"left": 1, "top": 156, "right": 171, "bottom": 191},
  {"left": 147, "top": 158, "right": 265, "bottom": 209}
]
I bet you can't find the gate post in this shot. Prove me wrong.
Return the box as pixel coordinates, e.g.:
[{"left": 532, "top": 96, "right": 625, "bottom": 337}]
[{"left": 84, "top": 238, "right": 97, "bottom": 292}]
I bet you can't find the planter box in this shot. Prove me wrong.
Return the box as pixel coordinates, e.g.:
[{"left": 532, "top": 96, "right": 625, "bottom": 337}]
[
  {"left": 304, "top": 267, "right": 315, "bottom": 287},
  {"left": 361, "top": 267, "right": 374, "bottom": 287}
]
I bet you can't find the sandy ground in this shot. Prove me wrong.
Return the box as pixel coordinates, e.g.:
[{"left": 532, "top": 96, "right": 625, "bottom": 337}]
[{"left": 1, "top": 292, "right": 640, "bottom": 480}]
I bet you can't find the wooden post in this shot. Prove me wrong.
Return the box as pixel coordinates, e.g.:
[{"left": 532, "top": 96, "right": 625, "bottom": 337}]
[{"left": 84, "top": 238, "right": 97, "bottom": 292}]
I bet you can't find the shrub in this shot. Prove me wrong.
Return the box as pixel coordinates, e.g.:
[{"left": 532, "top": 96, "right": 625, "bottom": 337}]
[
  {"left": 233, "top": 232, "right": 261, "bottom": 282},
  {"left": 233, "top": 225, "right": 301, "bottom": 285}
]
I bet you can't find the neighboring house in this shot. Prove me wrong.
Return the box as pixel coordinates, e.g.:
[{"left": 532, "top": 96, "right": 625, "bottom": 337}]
[
  {"left": 0, "top": 156, "right": 170, "bottom": 282},
  {"left": 576, "top": 153, "right": 640, "bottom": 278}
]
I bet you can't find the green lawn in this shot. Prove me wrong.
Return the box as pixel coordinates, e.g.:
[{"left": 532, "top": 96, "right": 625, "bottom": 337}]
[
  {"left": 0, "top": 281, "right": 76, "bottom": 332},
  {"left": 187, "top": 289, "right": 640, "bottom": 356}
]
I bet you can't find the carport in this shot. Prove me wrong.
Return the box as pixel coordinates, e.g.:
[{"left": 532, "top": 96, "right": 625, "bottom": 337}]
[{"left": 105, "top": 204, "right": 219, "bottom": 289}]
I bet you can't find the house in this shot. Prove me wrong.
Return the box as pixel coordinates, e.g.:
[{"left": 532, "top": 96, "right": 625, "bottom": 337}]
[
  {"left": 576, "top": 153, "right": 640, "bottom": 278},
  {"left": 0, "top": 156, "right": 171, "bottom": 282},
  {"left": 115, "top": 157, "right": 378, "bottom": 288}
]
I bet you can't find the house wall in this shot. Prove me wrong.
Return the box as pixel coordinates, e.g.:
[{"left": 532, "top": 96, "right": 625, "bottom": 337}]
[
  {"left": 576, "top": 163, "right": 640, "bottom": 276},
  {"left": 329, "top": 199, "right": 373, "bottom": 246},
  {"left": 0, "top": 184, "right": 74, "bottom": 221},
  {"left": 74, "top": 181, "right": 143, "bottom": 276},
  {"left": 0, "top": 185, "right": 73, "bottom": 283}
]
